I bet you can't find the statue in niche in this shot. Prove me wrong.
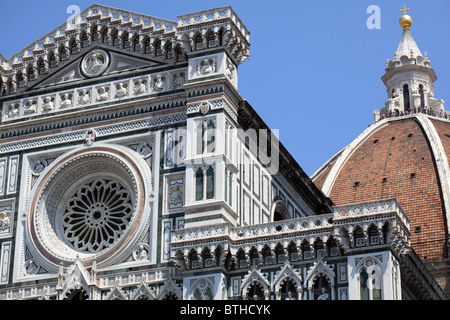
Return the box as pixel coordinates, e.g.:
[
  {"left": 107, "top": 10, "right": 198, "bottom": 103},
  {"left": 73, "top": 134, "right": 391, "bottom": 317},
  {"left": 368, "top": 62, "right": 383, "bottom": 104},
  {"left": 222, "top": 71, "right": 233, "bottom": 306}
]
[
  {"left": 137, "top": 141, "right": 153, "bottom": 158},
  {"left": 78, "top": 89, "right": 91, "bottom": 105},
  {"left": 24, "top": 99, "right": 37, "bottom": 115},
  {"left": 96, "top": 86, "right": 109, "bottom": 102},
  {"left": 134, "top": 79, "right": 147, "bottom": 95},
  {"left": 317, "top": 287, "right": 329, "bottom": 300},
  {"left": 115, "top": 83, "right": 128, "bottom": 99},
  {"left": 24, "top": 259, "right": 38, "bottom": 275},
  {"left": 42, "top": 96, "right": 55, "bottom": 112},
  {"left": 31, "top": 159, "right": 48, "bottom": 175},
  {"left": 197, "top": 58, "right": 216, "bottom": 76},
  {"left": 133, "top": 244, "right": 149, "bottom": 261},
  {"left": 152, "top": 74, "right": 166, "bottom": 92},
  {"left": 60, "top": 93, "right": 73, "bottom": 108}
]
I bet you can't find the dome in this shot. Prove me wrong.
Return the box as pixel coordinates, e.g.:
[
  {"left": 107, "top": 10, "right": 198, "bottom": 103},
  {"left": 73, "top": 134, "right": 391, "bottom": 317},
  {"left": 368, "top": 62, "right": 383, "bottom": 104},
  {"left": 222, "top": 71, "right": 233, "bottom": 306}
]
[{"left": 312, "top": 114, "right": 450, "bottom": 262}]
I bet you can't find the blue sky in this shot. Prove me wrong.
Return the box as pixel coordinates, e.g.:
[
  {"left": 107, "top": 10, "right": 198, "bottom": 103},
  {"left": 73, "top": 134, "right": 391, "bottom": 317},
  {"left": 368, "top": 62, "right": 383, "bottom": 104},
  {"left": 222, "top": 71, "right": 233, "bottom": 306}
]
[{"left": 1, "top": 0, "right": 449, "bottom": 176}]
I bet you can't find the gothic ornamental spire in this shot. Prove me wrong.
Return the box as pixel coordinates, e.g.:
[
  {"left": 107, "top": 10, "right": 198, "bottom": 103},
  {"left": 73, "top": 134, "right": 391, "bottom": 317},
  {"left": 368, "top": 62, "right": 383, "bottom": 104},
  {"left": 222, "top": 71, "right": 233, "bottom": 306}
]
[{"left": 375, "top": 7, "right": 445, "bottom": 121}]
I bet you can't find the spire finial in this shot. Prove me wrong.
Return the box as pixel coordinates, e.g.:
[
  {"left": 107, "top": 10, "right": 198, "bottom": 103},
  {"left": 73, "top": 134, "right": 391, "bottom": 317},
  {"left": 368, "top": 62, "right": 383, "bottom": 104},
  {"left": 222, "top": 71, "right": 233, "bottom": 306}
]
[
  {"left": 399, "top": 6, "right": 413, "bottom": 31},
  {"left": 400, "top": 5, "right": 410, "bottom": 15}
]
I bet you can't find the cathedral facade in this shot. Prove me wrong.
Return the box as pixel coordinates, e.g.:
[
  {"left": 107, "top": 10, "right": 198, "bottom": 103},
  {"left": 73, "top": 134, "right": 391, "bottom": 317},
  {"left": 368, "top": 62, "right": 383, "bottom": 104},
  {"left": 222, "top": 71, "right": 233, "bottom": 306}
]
[{"left": 0, "top": 5, "right": 446, "bottom": 300}]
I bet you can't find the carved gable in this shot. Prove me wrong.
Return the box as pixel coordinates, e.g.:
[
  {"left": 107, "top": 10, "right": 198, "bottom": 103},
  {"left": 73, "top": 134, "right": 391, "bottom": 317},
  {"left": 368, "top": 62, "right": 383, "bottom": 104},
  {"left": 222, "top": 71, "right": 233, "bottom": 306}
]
[{"left": 29, "top": 48, "right": 166, "bottom": 90}]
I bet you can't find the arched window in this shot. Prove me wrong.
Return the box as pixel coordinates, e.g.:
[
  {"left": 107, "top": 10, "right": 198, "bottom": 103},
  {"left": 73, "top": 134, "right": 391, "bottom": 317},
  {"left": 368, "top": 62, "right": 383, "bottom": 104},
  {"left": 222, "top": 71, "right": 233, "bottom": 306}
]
[
  {"left": 354, "top": 227, "right": 365, "bottom": 247},
  {"left": 195, "top": 166, "right": 215, "bottom": 201},
  {"left": 189, "top": 250, "right": 199, "bottom": 269},
  {"left": 191, "top": 279, "right": 214, "bottom": 300},
  {"left": 368, "top": 226, "right": 381, "bottom": 246},
  {"left": 328, "top": 238, "right": 340, "bottom": 257},
  {"left": 38, "top": 58, "right": 47, "bottom": 75},
  {"left": 249, "top": 248, "right": 259, "bottom": 267},
  {"left": 7, "top": 78, "right": 15, "bottom": 94},
  {"left": 122, "top": 32, "right": 131, "bottom": 49},
  {"left": 196, "top": 119, "right": 216, "bottom": 155},
  {"left": 206, "top": 166, "right": 215, "bottom": 199},
  {"left": 403, "top": 84, "right": 410, "bottom": 111},
  {"left": 195, "top": 34, "right": 204, "bottom": 50},
  {"left": 302, "top": 241, "right": 312, "bottom": 260},
  {"left": 206, "top": 120, "right": 215, "bottom": 153},
  {"left": 16, "top": 71, "right": 26, "bottom": 88},
  {"left": 59, "top": 46, "right": 69, "bottom": 61},
  {"left": 49, "top": 52, "right": 58, "bottom": 68},
  {"left": 419, "top": 84, "right": 425, "bottom": 108},
  {"left": 81, "top": 31, "right": 89, "bottom": 48},
  {"left": 359, "top": 265, "right": 381, "bottom": 300},
  {"left": 102, "top": 28, "right": 110, "bottom": 44},
  {"left": 272, "top": 201, "right": 289, "bottom": 222},
  {"left": 133, "top": 35, "right": 141, "bottom": 51},
  {"left": 70, "top": 38, "right": 79, "bottom": 54},
  {"left": 224, "top": 168, "right": 233, "bottom": 206},
  {"left": 154, "top": 39, "right": 162, "bottom": 56},
  {"left": 112, "top": 30, "right": 119, "bottom": 46},
  {"left": 237, "top": 249, "right": 247, "bottom": 269},
  {"left": 315, "top": 240, "right": 325, "bottom": 259},
  {"left": 195, "top": 167, "right": 204, "bottom": 201},
  {"left": 91, "top": 25, "right": 99, "bottom": 41},
  {"left": 144, "top": 37, "right": 151, "bottom": 54},
  {"left": 174, "top": 45, "right": 184, "bottom": 62},
  {"left": 165, "top": 42, "right": 173, "bottom": 59}
]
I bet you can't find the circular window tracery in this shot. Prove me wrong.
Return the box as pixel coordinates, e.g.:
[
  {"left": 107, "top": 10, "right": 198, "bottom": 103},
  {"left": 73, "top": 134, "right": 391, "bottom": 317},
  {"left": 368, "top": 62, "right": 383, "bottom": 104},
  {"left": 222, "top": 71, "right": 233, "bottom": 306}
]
[
  {"left": 63, "top": 178, "right": 134, "bottom": 253},
  {"left": 26, "top": 145, "right": 152, "bottom": 271}
]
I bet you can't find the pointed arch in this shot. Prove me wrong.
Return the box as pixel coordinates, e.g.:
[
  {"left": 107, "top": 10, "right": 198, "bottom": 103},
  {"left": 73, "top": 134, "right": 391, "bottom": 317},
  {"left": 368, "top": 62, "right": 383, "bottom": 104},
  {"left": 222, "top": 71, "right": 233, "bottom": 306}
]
[
  {"left": 403, "top": 83, "right": 410, "bottom": 111},
  {"left": 241, "top": 266, "right": 270, "bottom": 300},
  {"left": 355, "top": 255, "right": 383, "bottom": 300},
  {"left": 158, "top": 277, "right": 183, "bottom": 300},
  {"left": 189, "top": 278, "right": 215, "bottom": 300},
  {"left": 273, "top": 264, "right": 303, "bottom": 300},
  {"left": 80, "top": 29, "right": 89, "bottom": 48},
  {"left": 305, "top": 258, "right": 336, "bottom": 300},
  {"left": 105, "top": 285, "right": 128, "bottom": 300},
  {"left": 271, "top": 200, "right": 290, "bottom": 222},
  {"left": 131, "top": 282, "right": 156, "bottom": 300}
]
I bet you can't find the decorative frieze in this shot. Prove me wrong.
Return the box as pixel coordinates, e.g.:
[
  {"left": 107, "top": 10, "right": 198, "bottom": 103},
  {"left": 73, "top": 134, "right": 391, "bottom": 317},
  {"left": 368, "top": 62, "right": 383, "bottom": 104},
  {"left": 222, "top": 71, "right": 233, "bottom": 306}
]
[{"left": 2, "top": 69, "right": 187, "bottom": 122}]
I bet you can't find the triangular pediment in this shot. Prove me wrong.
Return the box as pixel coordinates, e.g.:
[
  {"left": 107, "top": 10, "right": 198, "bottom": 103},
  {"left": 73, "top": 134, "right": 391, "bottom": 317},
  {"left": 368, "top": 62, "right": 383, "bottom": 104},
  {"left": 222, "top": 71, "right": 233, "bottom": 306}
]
[
  {"left": 0, "top": 4, "right": 181, "bottom": 96},
  {"left": 29, "top": 47, "right": 166, "bottom": 90}
]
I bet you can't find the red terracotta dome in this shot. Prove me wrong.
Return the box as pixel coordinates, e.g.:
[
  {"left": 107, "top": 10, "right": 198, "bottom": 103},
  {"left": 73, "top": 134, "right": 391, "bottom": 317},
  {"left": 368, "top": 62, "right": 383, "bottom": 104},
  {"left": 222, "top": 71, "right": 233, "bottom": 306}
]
[{"left": 312, "top": 114, "right": 450, "bottom": 263}]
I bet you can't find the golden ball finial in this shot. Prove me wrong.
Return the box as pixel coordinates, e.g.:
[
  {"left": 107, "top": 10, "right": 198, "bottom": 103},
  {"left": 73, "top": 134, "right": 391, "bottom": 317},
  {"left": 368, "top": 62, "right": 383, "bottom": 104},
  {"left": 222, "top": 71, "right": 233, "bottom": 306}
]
[
  {"left": 399, "top": 5, "right": 412, "bottom": 30},
  {"left": 399, "top": 14, "right": 413, "bottom": 30}
]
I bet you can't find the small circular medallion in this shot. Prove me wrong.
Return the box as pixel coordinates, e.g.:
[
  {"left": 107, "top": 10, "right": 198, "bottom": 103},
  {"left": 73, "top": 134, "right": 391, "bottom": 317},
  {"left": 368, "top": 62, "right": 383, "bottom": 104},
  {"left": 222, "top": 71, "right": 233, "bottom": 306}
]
[{"left": 81, "top": 49, "right": 109, "bottom": 78}]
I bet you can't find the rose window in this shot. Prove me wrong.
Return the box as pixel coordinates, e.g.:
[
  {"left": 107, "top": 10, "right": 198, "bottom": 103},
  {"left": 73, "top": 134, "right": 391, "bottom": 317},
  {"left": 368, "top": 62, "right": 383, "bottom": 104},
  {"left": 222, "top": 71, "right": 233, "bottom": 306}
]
[
  {"left": 63, "top": 179, "right": 134, "bottom": 253},
  {"left": 26, "top": 146, "right": 153, "bottom": 270}
]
